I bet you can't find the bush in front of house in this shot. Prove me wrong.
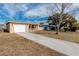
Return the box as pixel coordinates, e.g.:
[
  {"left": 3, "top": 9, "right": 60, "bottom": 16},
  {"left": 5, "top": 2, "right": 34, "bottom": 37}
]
[
  {"left": 70, "top": 22, "right": 79, "bottom": 32},
  {"left": 71, "top": 27, "right": 77, "bottom": 32}
]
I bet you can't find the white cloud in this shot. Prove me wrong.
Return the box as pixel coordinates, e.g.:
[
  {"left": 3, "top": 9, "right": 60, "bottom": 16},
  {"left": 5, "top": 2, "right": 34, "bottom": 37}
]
[
  {"left": 2, "top": 3, "right": 79, "bottom": 19},
  {"left": 25, "top": 4, "right": 50, "bottom": 17},
  {"left": 73, "top": 3, "right": 79, "bottom": 7},
  {"left": 2, "top": 3, "right": 54, "bottom": 18},
  {"left": 4, "top": 4, "right": 28, "bottom": 17}
]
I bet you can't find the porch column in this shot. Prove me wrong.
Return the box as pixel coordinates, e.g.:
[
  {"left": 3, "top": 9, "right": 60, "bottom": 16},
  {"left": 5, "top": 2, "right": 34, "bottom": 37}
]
[
  {"left": 26, "top": 24, "right": 29, "bottom": 32},
  {"left": 37, "top": 24, "right": 39, "bottom": 30}
]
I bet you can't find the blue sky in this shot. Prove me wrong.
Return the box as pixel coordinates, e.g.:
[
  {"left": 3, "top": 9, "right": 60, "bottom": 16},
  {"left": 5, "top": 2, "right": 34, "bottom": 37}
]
[
  {"left": 0, "top": 3, "right": 49, "bottom": 24},
  {"left": 0, "top": 3, "right": 79, "bottom": 24}
]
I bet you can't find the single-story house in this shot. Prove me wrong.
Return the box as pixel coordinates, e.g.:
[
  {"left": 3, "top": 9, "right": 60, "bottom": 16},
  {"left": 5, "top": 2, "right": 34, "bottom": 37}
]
[{"left": 6, "top": 21, "right": 43, "bottom": 33}]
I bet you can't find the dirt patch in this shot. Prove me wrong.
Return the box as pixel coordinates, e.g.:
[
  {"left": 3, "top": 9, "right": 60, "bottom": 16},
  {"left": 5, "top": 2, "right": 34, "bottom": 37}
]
[
  {"left": 34, "top": 30, "right": 79, "bottom": 43},
  {"left": 0, "top": 33, "right": 65, "bottom": 56}
]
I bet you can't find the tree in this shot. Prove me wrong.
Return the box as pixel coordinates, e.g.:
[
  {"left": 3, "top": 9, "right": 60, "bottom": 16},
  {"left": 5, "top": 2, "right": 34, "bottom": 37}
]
[
  {"left": 47, "top": 3, "right": 79, "bottom": 34},
  {"left": 48, "top": 13, "right": 75, "bottom": 30},
  {"left": 48, "top": 12, "right": 78, "bottom": 32}
]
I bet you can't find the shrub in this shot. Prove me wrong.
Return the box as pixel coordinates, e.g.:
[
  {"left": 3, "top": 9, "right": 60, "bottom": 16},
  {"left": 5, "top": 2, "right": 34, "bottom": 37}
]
[
  {"left": 64, "top": 27, "right": 68, "bottom": 32},
  {"left": 71, "top": 27, "right": 77, "bottom": 32}
]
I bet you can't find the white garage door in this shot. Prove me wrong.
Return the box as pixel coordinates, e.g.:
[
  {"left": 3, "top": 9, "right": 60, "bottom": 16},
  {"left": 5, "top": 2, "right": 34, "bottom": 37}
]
[{"left": 13, "top": 24, "right": 26, "bottom": 33}]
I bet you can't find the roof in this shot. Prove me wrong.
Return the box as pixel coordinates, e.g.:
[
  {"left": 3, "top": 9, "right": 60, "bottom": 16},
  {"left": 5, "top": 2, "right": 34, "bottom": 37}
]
[{"left": 7, "top": 21, "right": 40, "bottom": 25}]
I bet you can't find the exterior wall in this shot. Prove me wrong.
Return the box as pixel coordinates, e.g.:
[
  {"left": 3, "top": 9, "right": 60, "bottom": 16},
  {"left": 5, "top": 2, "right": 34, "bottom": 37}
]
[
  {"left": 7, "top": 23, "right": 9, "bottom": 32},
  {"left": 37, "top": 24, "right": 44, "bottom": 30},
  {"left": 7, "top": 22, "right": 43, "bottom": 33},
  {"left": 9, "top": 23, "right": 14, "bottom": 33},
  {"left": 38, "top": 27, "right": 44, "bottom": 30},
  {"left": 29, "top": 24, "right": 40, "bottom": 32}
]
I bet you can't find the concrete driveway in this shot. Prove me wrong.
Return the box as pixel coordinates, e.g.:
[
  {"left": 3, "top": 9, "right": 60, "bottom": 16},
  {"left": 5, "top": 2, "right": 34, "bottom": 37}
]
[{"left": 17, "top": 32, "right": 79, "bottom": 56}]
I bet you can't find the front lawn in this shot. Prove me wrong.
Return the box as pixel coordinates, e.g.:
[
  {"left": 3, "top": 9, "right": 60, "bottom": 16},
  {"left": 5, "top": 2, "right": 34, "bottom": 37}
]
[
  {"left": 34, "top": 30, "right": 79, "bottom": 43},
  {"left": 0, "top": 33, "right": 64, "bottom": 56}
]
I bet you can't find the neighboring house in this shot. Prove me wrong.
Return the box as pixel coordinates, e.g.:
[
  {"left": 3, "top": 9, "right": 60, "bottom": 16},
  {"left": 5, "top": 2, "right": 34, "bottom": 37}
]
[{"left": 6, "top": 21, "right": 43, "bottom": 33}]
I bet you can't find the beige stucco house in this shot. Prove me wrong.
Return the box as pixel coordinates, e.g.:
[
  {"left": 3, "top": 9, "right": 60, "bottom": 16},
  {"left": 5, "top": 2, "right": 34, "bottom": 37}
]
[{"left": 6, "top": 21, "right": 43, "bottom": 33}]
